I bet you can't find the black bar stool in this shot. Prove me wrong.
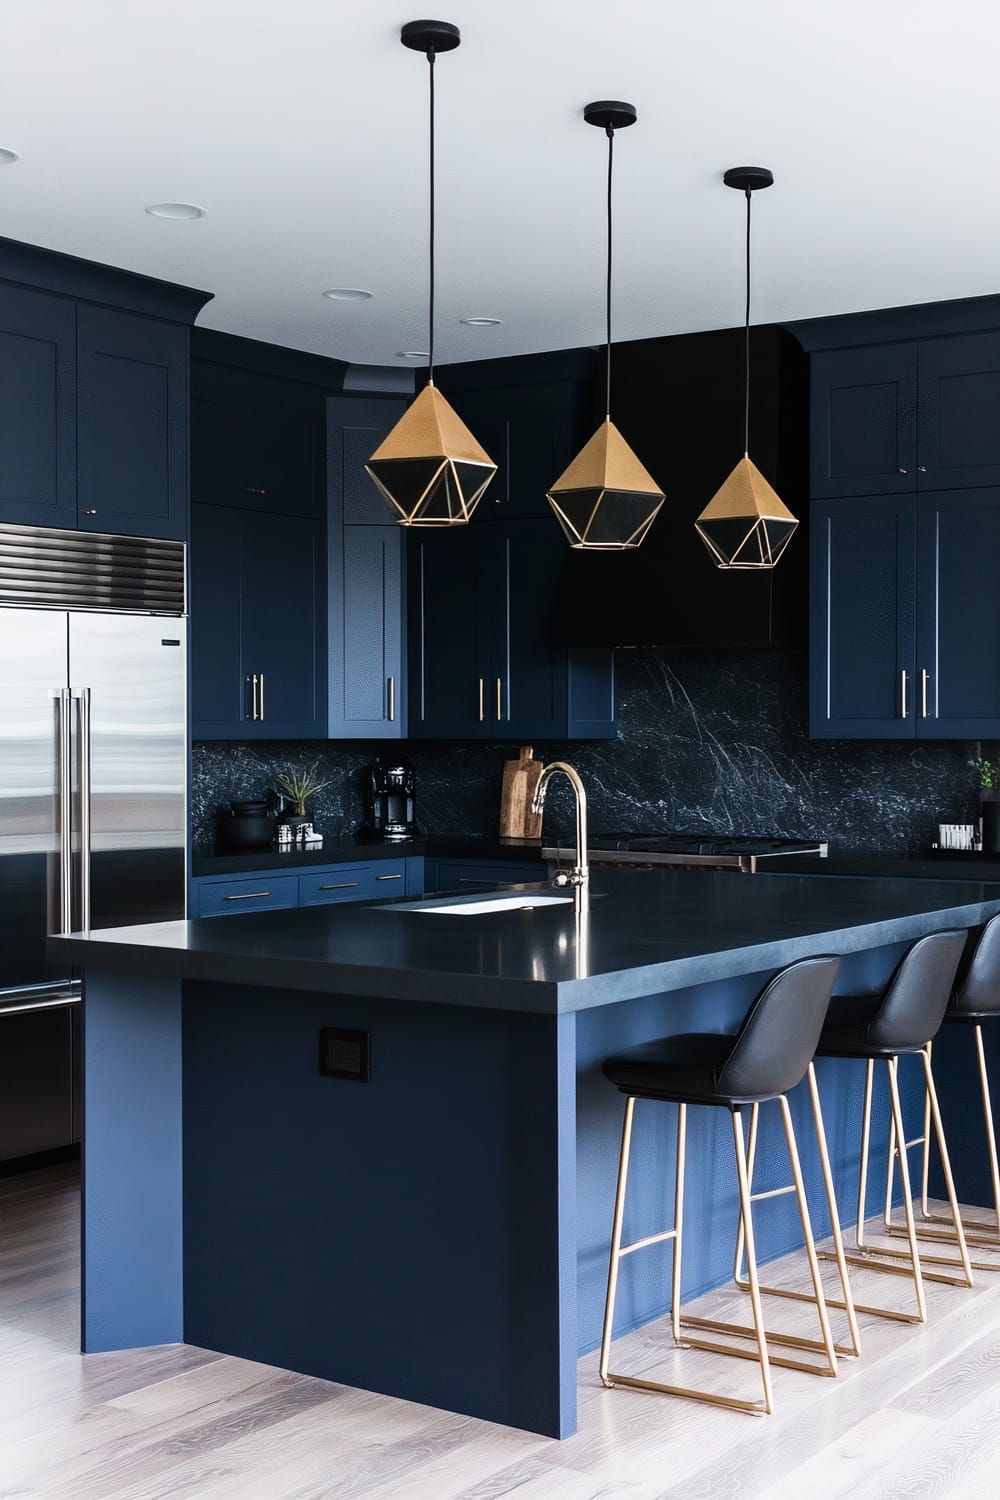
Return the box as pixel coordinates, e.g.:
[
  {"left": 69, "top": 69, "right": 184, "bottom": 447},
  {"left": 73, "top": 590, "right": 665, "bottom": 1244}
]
[
  {"left": 887, "top": 912, "right": 1000, "bottom": 1268},
  {"left": 814, "top": 928, "right": 973, "bottom": 1324},
  {"left": 599, "top": 955, "right": 842, "bottom": 1416}
]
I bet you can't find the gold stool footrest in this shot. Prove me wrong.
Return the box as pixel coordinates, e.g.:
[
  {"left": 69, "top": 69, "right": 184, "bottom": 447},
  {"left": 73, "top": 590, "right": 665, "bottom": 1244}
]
[
  {"left": 680, "top": 1314, "right": 837, "bottom": 1375},
  {"left": 603, "top": 1370, "right": 767, "bottom": 1416}
]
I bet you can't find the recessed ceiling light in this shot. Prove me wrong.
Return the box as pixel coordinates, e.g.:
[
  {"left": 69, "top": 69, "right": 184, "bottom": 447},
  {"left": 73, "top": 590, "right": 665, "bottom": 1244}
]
[
  {"left": 460, "top": 317, "right": 502, "bottom": 327},
  {"left": 144, "top": 202, "right": 206, "bottom": 220},
  {"left": 397, "top": 350, "right": 429, "bottom": 359},
  {"left": 0, "top": 148, "right": 19, "bottom": 166},
  {"left": 323, "top": 288, "right": 374, "bottom": 301}
]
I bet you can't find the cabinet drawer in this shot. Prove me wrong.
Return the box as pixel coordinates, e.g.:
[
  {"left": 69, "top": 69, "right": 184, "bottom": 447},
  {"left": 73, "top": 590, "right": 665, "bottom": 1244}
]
[
  {"left": 298, "top": 861, "right": 406, "bottom": 906},
  {"left": 429, "top": 859, "right": 544, "bottom": 893},
  {"left": 197, "top": 877, "right": 298, "bottom": 917}
]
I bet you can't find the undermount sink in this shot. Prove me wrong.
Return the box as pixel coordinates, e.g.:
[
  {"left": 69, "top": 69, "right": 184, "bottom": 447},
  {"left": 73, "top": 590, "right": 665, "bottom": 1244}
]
[{"left": 409, "top": 893, "right": 574, "bottom": 916}]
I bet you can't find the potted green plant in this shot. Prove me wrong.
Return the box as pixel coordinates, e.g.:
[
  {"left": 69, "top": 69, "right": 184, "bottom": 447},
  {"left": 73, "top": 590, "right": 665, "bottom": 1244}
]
[
  {"left": 973, "top": 757, "right": 1000, "bottom": 853},
  {"left": 274, "top": 761, "right": 334, "bottom": 832}
]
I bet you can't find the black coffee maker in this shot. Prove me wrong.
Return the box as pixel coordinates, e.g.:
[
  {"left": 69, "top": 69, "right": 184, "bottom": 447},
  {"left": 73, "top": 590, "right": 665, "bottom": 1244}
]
[{"left": 367, "top": 757, "right": 417, "bottom": 841}]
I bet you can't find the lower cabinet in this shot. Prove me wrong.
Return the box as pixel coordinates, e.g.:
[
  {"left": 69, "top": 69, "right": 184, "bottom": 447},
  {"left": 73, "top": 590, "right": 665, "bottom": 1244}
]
[
  {"left": 423, "top": 858, "right": 546, "bottom": 893},
  {"left": 192, "top": 858, "right": 414, "bottom": 917},
  {"left": 0, "top": 1005, "right": 76, "bottom": 1164}
]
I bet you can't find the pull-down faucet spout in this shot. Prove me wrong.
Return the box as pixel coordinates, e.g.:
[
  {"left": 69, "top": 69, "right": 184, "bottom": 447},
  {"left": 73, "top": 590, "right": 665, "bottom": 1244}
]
[{"left": 531, "top": 761, "right": 589, "bottom": 887}]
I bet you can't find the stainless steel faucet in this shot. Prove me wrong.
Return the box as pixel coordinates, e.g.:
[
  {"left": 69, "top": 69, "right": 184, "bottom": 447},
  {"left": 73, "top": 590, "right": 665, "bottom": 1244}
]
[{"left": 531, "top": 761, "right": 589, "bottom": 887}]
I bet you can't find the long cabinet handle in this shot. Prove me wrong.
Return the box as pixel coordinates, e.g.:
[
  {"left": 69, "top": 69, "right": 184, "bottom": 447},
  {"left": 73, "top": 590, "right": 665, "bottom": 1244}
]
[
  {"left": 900, "top": 669, "right": 908, "bottom": 720},
  {"left": 247, "top": 674, "right": 259, "bottom": 722},
  {"left": 496, "top": 677, "right": 503, "bottom": 721},
  {"left": 78, "top": 688, "right": 92, "bottom": 932},
  {"left": 57, "top": 689, "right": 73, "bottom": 934},
  {"left": 224, "top": 890, "right": 271, "bottom": 901},
  {"left": 387, "top": 675, "right": 395, "bottom": 722},
  {"left": 259, "top": 672, "right": 265, "bottom": 722},
  {"left": 478, "top": 678, "right": 485, "bottom": 722},
  {"left": 921, "top": 668, "right": 929, "bottom": 719},
  {"left": 318, "top": 881, "right": 358, "bottom": 891},
  {"left": 376, "top": 873, "right": 402, "bottom": 881}
]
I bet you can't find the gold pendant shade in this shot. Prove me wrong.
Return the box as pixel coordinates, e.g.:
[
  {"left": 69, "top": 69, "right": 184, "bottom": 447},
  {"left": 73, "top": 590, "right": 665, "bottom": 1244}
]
[
  {"left": 546, "top": 417, "right": 665, "bottom": 550},
  {"left": 695, "top": 453, "right": 798, "bottom": 569},
  {"left": 366, "top": 382, "right": 497, "bottom": 526}
]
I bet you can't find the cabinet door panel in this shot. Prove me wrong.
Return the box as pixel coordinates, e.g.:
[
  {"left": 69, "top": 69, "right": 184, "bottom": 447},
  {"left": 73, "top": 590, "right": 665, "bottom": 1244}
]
[
  {"left": 918, "top": 332, "right": 1000, "bottom": 490},
  {"left": 329, "top": 526, "right": 404, "bottom": 737},
  {"left": 408, "top": 530, "right": 490, "bottom": 738},
  {"left": 810, "top": 345, "right": 917, "bottom": 498},
  {"left": 917, "top": 489, "right": 1000, "bottom": 737},
  {"left": 0, "top": 284, "right": 76, "bottom": 528},
  {"left": 240, "top": 512, "right": 326, "bottom": 737},
  {"left": 190, "top": 504, "right": 243, "bottom": 730},
  {"left": 0, "top": 1007, "right": 73, "bottom": 1161},
  {"left": 810, "top": 497, "right": 916, "bottom": 737},
  {"left": 497, "top": 524, "right": 568, "bottom": 739},
  {"left": 192, "top": 395, "right": 319, "bottom": 517},
  {"left": 77, "top": 307, "right": 187, "bottom": 539}
]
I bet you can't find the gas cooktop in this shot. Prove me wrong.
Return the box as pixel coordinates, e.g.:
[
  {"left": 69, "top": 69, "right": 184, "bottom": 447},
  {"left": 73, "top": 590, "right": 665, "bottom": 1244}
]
[{"left": 542, "top": 833, "right": 828, "bottom": 873}]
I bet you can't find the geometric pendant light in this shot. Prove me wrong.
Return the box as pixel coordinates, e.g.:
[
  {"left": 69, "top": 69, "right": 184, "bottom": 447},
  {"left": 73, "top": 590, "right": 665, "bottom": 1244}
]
[
  {"left": 694, "top": 167, "right": 798, "bottom": 569},
  {"left": 546, "top": 102, "right": 665, "bottom": 550},
  {"left": 366, "top": 21, "right": 497, "bottom": 526}
]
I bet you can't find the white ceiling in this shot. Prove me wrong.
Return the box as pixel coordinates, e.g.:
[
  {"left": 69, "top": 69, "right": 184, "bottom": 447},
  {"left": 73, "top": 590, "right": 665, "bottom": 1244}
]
[{"left": 5, "top": 2, "right": 1000, "bottom": 366}]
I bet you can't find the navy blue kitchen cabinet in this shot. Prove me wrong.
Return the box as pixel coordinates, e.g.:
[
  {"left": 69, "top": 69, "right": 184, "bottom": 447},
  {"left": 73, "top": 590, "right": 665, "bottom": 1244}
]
[
  {"left": 810, "top": 488, "right": 1000, "bottom": 739},
  {"left": 191, "top": 857, "right": 418, "bottom": 915},
  {"left": 811, "top": 331, "right": 1000, "bottom": 499},
  {"left": 190, "top": 503, "right": 326, "bottom": 739},
  {"left": 327, "top": 395, "right": 408, "bottom": 739},
  {"left": 191, "top": 368, "right": 322, "bottom": 519},
  {"left": 422, "top": 857, "right": 546, "bottom": 893},
  {"left": 444, "top": 380, "right": 585, "bottom": 521},
  {"left": 408, "top": 522, "right": 615, "bottom": 740},
  {"left": 0, "top": 283, "right": 77, "bottom": 529},
  {"left": 809, "top": 496, "right": 916, "bottom": 738},
  {"left": 76, "top": 306, "right": 189, "bottom": 540}
]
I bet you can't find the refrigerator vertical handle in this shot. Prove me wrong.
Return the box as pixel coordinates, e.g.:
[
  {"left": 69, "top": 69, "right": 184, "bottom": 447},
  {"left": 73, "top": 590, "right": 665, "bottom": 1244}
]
[
  {"left": 78, "top": 687, "right": 92, "bottom": 932},
  {"left": 57, "top": 689, "right": 73, "bottom": 934}
]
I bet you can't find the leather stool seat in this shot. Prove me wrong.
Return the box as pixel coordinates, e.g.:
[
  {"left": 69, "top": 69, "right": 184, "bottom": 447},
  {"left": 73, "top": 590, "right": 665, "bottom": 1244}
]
[
  {"left": 816, "top": 994, "right": 928, "bottom": 1058},
  {"left": 604, "top": 1032, "right": 770, "bottom": 1106}
]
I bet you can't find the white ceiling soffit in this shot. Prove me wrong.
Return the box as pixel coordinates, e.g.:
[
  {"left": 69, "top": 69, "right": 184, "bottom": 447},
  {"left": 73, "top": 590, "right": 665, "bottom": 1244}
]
[{"left": 3, "top": 1, "right": 999, "bottom": 366}]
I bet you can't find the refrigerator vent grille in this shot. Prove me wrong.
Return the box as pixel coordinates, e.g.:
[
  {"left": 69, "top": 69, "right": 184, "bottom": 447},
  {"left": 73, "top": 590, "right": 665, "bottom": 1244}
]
[{"left": 0, "top": 525, "right": 185, "bottom": 615}]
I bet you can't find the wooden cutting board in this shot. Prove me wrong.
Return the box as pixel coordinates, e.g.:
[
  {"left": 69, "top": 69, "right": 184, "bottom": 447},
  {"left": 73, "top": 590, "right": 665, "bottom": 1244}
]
[{"left": 499, "top": 746, "right": 544, "bottom": 841}]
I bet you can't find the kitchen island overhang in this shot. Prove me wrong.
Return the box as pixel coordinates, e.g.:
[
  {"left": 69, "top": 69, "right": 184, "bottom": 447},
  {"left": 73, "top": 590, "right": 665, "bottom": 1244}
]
[{"left": 49, "top": 870, "right": 1000, "bottom": 1440}]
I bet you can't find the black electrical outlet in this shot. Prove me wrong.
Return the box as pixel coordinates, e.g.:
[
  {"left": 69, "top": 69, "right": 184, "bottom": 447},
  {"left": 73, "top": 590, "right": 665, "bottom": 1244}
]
[{"left": 319, "top": 1027, "right": 370, "bottom": 1082}]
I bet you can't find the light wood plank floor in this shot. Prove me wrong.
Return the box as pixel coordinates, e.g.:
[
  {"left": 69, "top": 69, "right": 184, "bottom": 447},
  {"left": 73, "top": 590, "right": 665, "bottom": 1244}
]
[{"left": 4, "top": 1163, "right": 1000, "bottom": 1498}]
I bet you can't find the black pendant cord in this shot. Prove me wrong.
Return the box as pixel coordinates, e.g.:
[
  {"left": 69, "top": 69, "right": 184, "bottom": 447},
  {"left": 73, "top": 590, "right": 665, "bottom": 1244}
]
[
  {"left": 427, "top": 45, "right": 436, "bottom": 382},
  {"left": 605, "top": 125, "right": 614, "bottom": 418},
  {"left": 743, "top": 186, "right": 751, "bottom": 455}
]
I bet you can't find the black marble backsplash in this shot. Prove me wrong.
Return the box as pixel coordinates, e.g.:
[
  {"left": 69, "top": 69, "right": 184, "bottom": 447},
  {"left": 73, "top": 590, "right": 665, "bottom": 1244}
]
[{"left": 191, "top": 649, "right": 984, "bottom": 855}]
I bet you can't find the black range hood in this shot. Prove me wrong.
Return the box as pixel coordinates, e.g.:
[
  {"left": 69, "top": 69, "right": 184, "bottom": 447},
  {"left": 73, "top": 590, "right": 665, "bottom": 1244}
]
[{"left": 557, "top": 325, "right": 809, "bottom": 648}]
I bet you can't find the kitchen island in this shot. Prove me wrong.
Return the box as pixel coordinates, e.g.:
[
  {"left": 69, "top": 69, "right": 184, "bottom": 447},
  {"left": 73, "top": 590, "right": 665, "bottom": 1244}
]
[{"left": 50, "top": 869, "right": 1000, "bottom": 1438}]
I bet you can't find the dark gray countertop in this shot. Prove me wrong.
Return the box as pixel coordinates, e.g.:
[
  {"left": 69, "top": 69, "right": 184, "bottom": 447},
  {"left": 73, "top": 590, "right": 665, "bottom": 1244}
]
[
  {"left": 772, "top": 853, "right": 1000, "bottom": 881},
  {"left": 49, "top": 869, "right": 1000, "bottom": 1016},
  {"left": 190, "top": 834, "right": 548, "bottom": 877}
]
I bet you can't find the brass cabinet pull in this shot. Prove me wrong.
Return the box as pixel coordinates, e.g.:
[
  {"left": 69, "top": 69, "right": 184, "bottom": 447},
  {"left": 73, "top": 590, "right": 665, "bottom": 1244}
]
[
  {"left": 318, "top": 881, "right": 358, "bottom": 891},
  {"left": 225, "top": 890, "right": 270, "bottom": 901},
  {"left": 478, "top": 677, "right": 485, "bottom": 722},
  {"left": 921, "top": 668, "right": 930, "bottom": 718},
  {"left": 376, "top": 873, "right": 402, "bottom": 881},
  {"left": 917, "top": 465, "right": 927, "bottom": 474},
  {"left": 259, "top": 672, "right": 265, "bottom": 721},
  {"left": 388, "top": 675, "right": 395, "bottom": 722},
  {"left": 248, "top": 673, "right": 259, "bottom": 721},
  {"left": 900, "top": 669, "right": 908, "bottom": 719},
  {"left": 83, "top": 509, "right": 98, "bottom": 515},
  {"left": 898, "top": 468, "right": 908, "bottom": 475},
  {"left": 496, "top": 677, "right": 503, "bottom": 720},
  {"left": 245, "top": 486, "right": 267, "bottom": 495}
]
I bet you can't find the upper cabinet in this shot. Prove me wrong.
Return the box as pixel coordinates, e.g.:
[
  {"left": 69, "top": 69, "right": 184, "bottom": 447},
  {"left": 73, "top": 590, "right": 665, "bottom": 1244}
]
[
  {"left": 0, "top": 242, "right": 209, "bottom": 540},
  {"left": 327, "top": 394, "right": 408, "bottom": 740},
  {"left": 406, "top": 357, "right": 615, "bottom": 740},
  {"left": 801, "top": 299, "right": 1000, "bottom": 739},
  {"left": 811, "top": 330, "right": 1000, "bottom": 498},
  {"left": 189, "top": 334, "right": 341, "bottom": 740},
  {"left": 0, "top": 284, "right": 76, "bottom": 529},
  {"left": 76, "top": 306, "right": 188, "bottom": 539}
]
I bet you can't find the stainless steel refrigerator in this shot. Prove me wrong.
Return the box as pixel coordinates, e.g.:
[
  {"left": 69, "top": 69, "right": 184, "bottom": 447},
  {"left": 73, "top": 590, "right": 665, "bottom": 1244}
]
[{"left": 0, "top": 524, "right": 187, "bottom": 1160}]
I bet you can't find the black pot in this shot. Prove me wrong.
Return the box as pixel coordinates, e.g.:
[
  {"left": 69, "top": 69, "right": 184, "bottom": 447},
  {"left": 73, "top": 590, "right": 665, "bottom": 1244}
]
[
  {"left": 230, "top": 799, "right": 269, "bottom": 818},
  {"left": 217, "top": 809, "right": 276, "bottom": 850},
  {"left": 983, "top": 801, "right": 1000, "bottom": 854}
]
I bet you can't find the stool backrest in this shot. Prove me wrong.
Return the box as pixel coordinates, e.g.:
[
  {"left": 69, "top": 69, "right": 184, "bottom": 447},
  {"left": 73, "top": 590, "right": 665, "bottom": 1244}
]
[
  {"left": 952, "top": 912, "right": 1000, "bottom": 1015},
  {"left": 716, "top": 955, "right": 841, "bottom": 1099},
  {"left": 869, "top": 929, "right": 968, "bottom": 1049}
]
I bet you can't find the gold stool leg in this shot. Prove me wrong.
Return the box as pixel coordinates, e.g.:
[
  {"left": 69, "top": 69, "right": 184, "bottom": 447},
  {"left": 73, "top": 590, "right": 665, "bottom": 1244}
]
[
  {"left": 601, "top": 1100, "right": 771, "bottom": 1415},
  {"left": 692, "top": 1086, "right": 848, "bottom": 1369},
  {"left": 914, "top": 1026, "right": 1000, "bottom": 1264}
]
